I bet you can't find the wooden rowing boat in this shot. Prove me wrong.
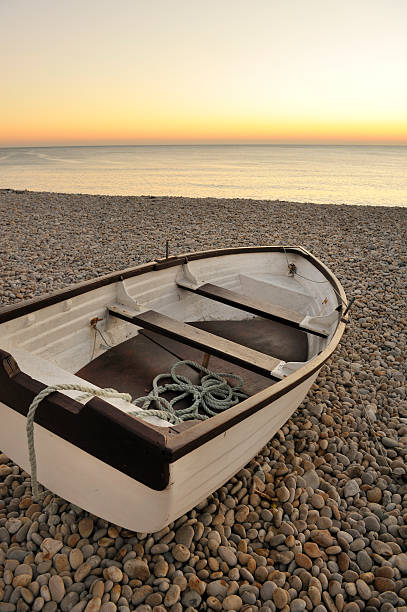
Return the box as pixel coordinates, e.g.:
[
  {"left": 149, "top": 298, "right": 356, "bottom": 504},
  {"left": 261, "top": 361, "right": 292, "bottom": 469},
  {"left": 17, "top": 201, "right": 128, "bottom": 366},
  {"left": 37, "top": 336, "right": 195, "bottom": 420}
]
[{"left": 0, "top": 246, "right": 347, "bottom": 531}]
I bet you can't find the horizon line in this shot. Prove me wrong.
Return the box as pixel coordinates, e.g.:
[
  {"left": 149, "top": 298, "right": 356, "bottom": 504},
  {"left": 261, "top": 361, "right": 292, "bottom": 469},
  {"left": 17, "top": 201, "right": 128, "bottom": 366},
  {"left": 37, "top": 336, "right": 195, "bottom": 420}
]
[{"left": 2, "top": 142, "right": 407, "bottom": 149}]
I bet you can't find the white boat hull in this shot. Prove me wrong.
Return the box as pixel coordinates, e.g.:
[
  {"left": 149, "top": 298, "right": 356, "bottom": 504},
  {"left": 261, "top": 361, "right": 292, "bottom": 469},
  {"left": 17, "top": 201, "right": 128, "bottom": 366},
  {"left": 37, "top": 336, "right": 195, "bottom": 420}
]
[
  {"left": 0, "top": 371, "right": 318, "bottom": 532},
  {"left": 0, "top": 246, "right": 347, "bottom": 531}
]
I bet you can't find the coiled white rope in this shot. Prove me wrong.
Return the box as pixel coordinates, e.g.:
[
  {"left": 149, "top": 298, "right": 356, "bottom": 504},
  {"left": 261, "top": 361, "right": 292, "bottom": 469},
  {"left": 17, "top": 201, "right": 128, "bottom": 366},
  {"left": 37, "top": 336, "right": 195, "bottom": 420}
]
[{"left": 26, "top": 360, "right": 248, "bottom": 500}]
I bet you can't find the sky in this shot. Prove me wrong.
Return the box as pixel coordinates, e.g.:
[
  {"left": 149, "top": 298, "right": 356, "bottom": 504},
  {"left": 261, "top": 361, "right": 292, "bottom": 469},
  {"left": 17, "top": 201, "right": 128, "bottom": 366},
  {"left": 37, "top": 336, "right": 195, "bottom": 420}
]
[{"left": 1, "top": 0, "right": 407, "bottom": 146}]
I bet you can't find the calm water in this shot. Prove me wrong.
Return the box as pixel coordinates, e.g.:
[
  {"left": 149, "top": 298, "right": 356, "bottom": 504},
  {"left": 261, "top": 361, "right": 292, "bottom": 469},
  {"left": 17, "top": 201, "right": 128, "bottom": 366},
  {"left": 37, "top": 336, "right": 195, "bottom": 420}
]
[{"left": 0, "top": 145, "right": 406, "bottom": 206}]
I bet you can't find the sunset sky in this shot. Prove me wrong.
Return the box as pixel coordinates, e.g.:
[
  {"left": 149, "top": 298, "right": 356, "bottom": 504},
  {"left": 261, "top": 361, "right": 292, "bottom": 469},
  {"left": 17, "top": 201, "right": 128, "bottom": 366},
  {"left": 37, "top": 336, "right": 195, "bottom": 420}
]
[{"left": 1, "top": 0, "right": 406, "bottom": 146}]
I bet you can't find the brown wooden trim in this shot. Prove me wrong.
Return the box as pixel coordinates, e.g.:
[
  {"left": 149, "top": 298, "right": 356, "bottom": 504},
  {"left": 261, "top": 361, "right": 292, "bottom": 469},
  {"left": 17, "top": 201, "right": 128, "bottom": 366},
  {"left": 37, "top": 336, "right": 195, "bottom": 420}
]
[
  {"left": 164, "top": 368, "right": 318, "bottom": 459},
  {"left": 0, "top": 349, "right": 171, "bottom": 490}
]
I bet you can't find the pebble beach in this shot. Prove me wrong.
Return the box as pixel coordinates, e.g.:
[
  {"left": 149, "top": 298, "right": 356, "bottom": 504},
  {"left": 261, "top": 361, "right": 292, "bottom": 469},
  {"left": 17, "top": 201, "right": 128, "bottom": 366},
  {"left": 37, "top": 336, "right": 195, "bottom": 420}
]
[{"left": 0, "top": 189, "right": 406, "bottom": 612}]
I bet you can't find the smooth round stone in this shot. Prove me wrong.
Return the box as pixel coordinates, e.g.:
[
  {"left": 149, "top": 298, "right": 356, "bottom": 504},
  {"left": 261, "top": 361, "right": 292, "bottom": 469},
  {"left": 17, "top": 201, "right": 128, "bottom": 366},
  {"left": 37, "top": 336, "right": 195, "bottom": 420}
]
[
  {"left": 295, "top": 553, "right": 312, "bottom": 570},
  {"left": 269, "top": 534, "right": 286, "bottom": 547},
  {"left": 239, "top": 567, "right": 255, "bottom": 584},
  {"left": 290, "top": 598, "right": 307, "bottom": 612},
  {"left": 74, "top": 562, "right": 92, "bottom": 582},
  {"left": 175, "top": 525, "right": 194, "bottom": 548},
  {"left": 374, "top": 577, "right": 395, "bottom": 592},
  {"left": 54, "top": 553, "right": 70, "bottom": 572},
  {"left": 260, "top": 581, "right": 277, "bottom": 601},
  {"left": 48, "top": 575, "right": 66, "bottom": 603},
  {"left": 344, "top": 480, "right": 360, "bottom": 497},
  {"left": 154, "top": 559, "right": 169, "bottom": 577},
  {"left": 276, "top": 486, "right": 290, "bottom": 502},
  {"left": 172, "top": 544, "right": 191, "bottom": 563},
  {"left": 132, "top": 585, "right": 153, "bottom": 605},
  {"left": 104, "top": 566, "right": 123, "bottom": 582},
  {"left": 338, "top": 552, "right": 350, "bottom": 572},
  {"left": 377, "top": 567, "right": 394, "bottom": 579},
  {"left": 164, "top": 585, "right": 181, "bottom": 606},
  {"left": 364, "top": 516, "right": 380, "bottom": 532},
  {"left": 367, "top": 487, "right": 382, "bottom": 502},
  {"left": 207, "top": 596, "right": 223, "bottom": 611},
  {"left": 222, "top": 594, "right": 242, "bottom": 610},
  {"left": 100, "top": 604, "right": 117, "bottom": 612},
  {"left": 303, "top": 470, "right": 320, "bottom": 490},
  {"left": 123, "top": 558, "right": 150, "bottom": 580},
  {"left": 150, "top": 543, "right": 169, "bottom": 555},
  {"left": 78, "top": 518, "right": 94, "bottom": 538},
  {"left": 310, "top": 494, "right": 324, "bottom": 509},
  {"left": 182, "top": 589, "right": 202, "bottom": 609},
  {"left": 371, "top": 541, "right": 392, "bottom": 556},
  {"left": 379, "top": 591, "right": 399, "bottom": 605},
  {"left": 60, "top": 593, "right": 80, "bottom": 612},
  {"left": 357, "top": 550, "right": 373, "bottom": 572},
  {"left": 12, "top": 574, "right": 31, "bottom": 588},
  {"left": 381, "top": 437, "right": 398, "bottom": 448},
  {"left": 394, "top": 553, "right": 407, "bottom": 575},
  {"left": 21, "top": 587, "right": 35, "bottom": 604},
  {"left": 343, "top": 604, "right": 360, "bottom": 612},
  {"left": 317, "top": 517, "right": 332, "bottom": 530},
  {"left": 303, "top": 542, "right": 322, "bottom": 558},
  {"left": 69, "top": 549, "right": 84, "bottom": 570},
  {"left": 207, "top": 580, "right": 228, "bottom": 599},
  {"left": 32, "top": 597, "right": 45, "bottom": 612},
  {"left": 308, "top": 586, "right": 321, "bottom": 606},
  {"left": 146, "top": 591, "right": 163, "bottom": 608},
  {"left": 273, "top": 587, "right": 289, "bottom": 608},
  {"left": 311, "top": 530, "right": 335, "bottom": 547},
  {"left": 218, "top": 546, "right": 237, "bottom": 567},
  {"left": 84, "top": 597, "right": 101, "bottom": 612},
  {"left": 356, "top": 579, "right": 371, "bottom": 600},
  {"left": 92, "top": 581, "right": 104, "bottom": 599}
]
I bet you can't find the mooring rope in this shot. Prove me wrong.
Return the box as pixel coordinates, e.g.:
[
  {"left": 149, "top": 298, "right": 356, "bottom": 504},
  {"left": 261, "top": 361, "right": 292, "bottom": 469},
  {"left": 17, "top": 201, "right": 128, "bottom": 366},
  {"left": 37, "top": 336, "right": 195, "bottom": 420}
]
[{"left": 26, "top": 360, "right": 248, "bottom": 500}]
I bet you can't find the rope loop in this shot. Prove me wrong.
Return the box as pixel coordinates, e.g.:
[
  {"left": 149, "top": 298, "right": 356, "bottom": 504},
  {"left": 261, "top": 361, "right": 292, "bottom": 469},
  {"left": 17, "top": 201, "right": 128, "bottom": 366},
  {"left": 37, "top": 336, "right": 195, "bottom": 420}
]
[{"left": 26, "top": 360, "right": 247, "bottom": 500}]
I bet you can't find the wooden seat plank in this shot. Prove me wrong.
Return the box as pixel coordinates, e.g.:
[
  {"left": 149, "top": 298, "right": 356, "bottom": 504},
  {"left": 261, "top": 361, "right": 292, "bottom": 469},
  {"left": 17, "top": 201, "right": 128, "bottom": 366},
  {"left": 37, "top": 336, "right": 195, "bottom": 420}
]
[
  {"left": 182, "top": 282, "right": 327, "bottom": 338},
  {"left": 109, "top": 307, "right": 282, "bottom": 378}
]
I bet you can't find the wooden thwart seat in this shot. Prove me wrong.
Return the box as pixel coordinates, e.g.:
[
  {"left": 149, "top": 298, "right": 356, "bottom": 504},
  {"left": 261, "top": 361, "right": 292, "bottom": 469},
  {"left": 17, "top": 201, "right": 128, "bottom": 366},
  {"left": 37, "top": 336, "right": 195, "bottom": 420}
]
[
  {"left": 108, "top": 305, "right": 283, "bottom": 378},
  {"left": 179, "top": 282, "right": 328, "bottom": 338}
]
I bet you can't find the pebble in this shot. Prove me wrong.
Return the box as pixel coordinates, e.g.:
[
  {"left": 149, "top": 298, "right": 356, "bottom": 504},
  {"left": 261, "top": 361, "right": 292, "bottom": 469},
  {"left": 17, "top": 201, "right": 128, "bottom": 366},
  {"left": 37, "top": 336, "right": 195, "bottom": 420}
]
[
  {"left": 104, "top": 566, "right": 123, "bottom": 582},
  {"left": 123, "top": 559, "right": 150, "bottom": 580},
  {"left": 0, "top": 193, "right": 406, "bottom": 612},
  {"left": 343, "top": 480, "right": 360, "bottom": 497},
  {"left": 304, "top": 542, "right": 322, "bottom": 558},
  {"left": 78, "top": 518, "right": 94, "bottom": 538},
  {"left": 164, "top": 585, "right": 181, "bottom": 606},
  {"left": 273, "top": 587, "right": 289, "bottom": 608},
  {"left": 182, "top": 589, "right": 202, "bottom": 608},
  {"left": 40, "top": 538, "right": 63, "bottom": 559},
  {"left": 48, "top": 575, "right": 66, "bottom": 603},
  {"left": 290, "top": 600, "right": 307, "bottom": 612},
  {"left": 222, "top": 594, "right": 243, "bottom": 610},
  {"left": 175, "top": 525, "right": 194, "bottom": 548},
  {"left": 218, "top": 546, "right": 237, "bottom": 566},
  {"left": 276, "top": 486, "right": 290, "bottom": 502},
  {"left": 302, "top": 469, "right": 320, "bottom": 490}
]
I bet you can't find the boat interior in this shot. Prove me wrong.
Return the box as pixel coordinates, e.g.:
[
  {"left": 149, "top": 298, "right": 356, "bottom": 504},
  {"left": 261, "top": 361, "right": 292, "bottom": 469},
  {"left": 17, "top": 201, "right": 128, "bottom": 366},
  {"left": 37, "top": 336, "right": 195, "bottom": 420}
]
[{"left": 0, "top": 250, "right": 341, "bottom": 427}]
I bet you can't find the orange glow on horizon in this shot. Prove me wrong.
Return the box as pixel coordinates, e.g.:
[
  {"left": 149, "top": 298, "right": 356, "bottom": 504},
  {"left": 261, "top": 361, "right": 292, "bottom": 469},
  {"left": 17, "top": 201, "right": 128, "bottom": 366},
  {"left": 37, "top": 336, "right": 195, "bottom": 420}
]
[
  {"left": 2, "top": 114, "right": 407, "bottom": 147},
  {"left": 1, "top": 0, "right": 407, "bottom": 148}
]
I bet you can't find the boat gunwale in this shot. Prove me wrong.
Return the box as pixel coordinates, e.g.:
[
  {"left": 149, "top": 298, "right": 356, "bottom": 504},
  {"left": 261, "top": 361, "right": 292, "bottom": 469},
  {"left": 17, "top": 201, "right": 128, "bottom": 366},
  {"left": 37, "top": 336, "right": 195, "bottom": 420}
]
[{"left": 0, "top": 246, "right": 347, "bottom": 489}]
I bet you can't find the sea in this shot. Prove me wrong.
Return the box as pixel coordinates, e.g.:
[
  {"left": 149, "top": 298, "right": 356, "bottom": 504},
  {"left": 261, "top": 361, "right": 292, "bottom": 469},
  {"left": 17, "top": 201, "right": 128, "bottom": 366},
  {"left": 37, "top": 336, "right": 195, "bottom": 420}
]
[{"left": 0, "top": 144, "right": 406, "bottom": 207}]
